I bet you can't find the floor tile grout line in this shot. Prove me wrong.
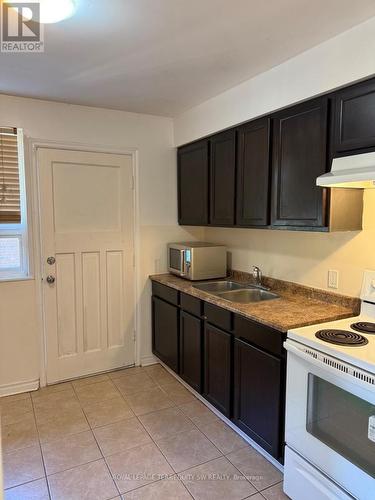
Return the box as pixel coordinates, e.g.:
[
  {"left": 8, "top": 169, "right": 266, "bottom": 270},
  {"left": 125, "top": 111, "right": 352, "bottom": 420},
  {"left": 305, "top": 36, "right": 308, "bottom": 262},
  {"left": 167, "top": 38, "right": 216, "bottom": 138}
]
[
  {"left": 30, "top": 389, "right": 52, "bottom": 500},
  {"left": 132, "top": 394, "right": 254, "bottom": 500},
  {"left": 84, "top": 365, "right": 268, "bottom": 496},
  {"left": 3, "top": 365, "right": 283, "bottom": 498},
  {"left": 43, "top": 457, "right": 106, "bottom": 480},
  {"left": 151, "top": 367, "right": 279, "bottom": 493},
  {"left": 258, "top": 478, "right": 285, "bottom": 494},
  {"left": 3, "top": 477, "right": 46, "bottom": 493},
  {"left": 1, "top": 367, "right": 168, "bottom": 494},
  {"left": 131, "top": 404, "right": 195, "bottom": 499},
  {"left": 225, "top": 451, "right": 282, "bottom": 493},
  {"left": 71, "top": 378, "right": 123, "bottom": 498}
]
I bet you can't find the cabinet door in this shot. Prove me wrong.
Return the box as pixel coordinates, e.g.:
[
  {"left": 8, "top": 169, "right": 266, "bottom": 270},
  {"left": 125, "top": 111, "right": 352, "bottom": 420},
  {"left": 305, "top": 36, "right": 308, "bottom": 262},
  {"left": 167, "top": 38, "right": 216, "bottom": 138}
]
[
  {"left": 180, "top": 311, "right": 202, "bottom": 393},
  {"left": 271, "top": 97, "right": 328, "bottom": 228},
  {"left": 203, "top": 323, "right": 232, "bottom": 417},
  {"left": 178, "top": 140, "right": 209, "bottom": 225},
  {"left": 237, "top": 118, "right": 270, "bottom": 226},
  {"left": 152, "top": 297, "right": 179, "bottom": 372},
  {"left": 333, "top": 78, "right": 375, "bottom": 153},
  {"left": 233, "top": 338, "right": 283, "bottom": 459},
  {"left": 210, "top": 130, "right": 236, "bottom": 226}
]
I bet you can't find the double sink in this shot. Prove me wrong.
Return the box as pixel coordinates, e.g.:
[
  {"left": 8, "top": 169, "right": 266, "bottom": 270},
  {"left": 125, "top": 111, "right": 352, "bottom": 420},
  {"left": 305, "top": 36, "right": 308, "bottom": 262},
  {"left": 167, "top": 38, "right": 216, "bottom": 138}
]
[{"left": 193, "top": 280, "right": 280, "bottom": 304}]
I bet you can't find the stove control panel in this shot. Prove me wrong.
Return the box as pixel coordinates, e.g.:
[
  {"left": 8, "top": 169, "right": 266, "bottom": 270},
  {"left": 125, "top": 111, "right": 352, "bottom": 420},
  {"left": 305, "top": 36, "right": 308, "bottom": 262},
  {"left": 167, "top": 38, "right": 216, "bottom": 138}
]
[{"left": 360, "top": 270, "right": 375, "bottom": 304}]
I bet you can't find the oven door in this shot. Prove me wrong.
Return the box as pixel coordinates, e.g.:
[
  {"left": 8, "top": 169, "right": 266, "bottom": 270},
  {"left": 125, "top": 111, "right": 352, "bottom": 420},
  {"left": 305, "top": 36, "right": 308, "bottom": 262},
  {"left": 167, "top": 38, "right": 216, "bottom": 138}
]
[{"left": 285, "top": 339, "right": 375, "bottom": 500}]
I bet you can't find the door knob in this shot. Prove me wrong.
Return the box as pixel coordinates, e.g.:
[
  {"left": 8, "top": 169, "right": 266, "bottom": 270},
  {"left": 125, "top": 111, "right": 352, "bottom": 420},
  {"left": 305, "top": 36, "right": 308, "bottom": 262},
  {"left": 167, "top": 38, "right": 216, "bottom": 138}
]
[
  {"left": 46, "top": 275, "right": 55, "bottom": 284},
  {"left": 47, "top": 256, "right": 56, "bottom": 265}
]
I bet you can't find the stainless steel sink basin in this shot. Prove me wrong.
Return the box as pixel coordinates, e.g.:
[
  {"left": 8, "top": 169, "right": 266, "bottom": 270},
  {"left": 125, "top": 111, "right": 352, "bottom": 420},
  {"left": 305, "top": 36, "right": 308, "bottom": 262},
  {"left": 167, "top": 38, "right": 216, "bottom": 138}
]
[
  {"left": 193, "top": 281, "right": 245, "bottom": 293},
  {"left": 216, "top": 288, "right": 280, "bottom": 303},
  {"left": 193, "top": 280, "right": 279, "bottom": 303}
]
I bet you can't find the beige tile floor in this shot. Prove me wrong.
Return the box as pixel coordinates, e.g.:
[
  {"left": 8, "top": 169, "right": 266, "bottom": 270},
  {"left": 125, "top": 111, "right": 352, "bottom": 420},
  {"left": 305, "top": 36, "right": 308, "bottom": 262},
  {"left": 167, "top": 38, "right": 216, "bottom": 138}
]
[{"left": 0, "top": 364, "right": 289, "bottom": 500}]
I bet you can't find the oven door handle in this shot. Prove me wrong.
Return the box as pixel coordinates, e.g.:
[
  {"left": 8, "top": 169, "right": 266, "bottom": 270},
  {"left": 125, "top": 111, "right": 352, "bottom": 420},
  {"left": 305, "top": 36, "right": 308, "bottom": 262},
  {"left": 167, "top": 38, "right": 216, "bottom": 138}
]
[{"left": 284, "top": 340, "right": 375, "bottom": 392}]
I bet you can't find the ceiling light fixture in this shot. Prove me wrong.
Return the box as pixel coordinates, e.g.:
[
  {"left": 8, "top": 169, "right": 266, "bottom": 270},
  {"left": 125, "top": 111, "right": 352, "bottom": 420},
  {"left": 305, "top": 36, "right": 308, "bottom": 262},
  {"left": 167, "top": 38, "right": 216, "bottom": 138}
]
[
  {"left": 39, "top": 0, "right": 77, "bottom": 24},
  {"left": 9, "top": 0, "right": 77, "bottom": 24}
]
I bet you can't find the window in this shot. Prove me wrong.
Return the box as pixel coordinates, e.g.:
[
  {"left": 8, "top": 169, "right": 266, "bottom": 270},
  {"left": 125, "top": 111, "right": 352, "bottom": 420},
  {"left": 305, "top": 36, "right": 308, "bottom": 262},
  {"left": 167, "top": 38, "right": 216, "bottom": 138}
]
[{"left": 0, "top": 127, "right": 29, "bottom": 280}]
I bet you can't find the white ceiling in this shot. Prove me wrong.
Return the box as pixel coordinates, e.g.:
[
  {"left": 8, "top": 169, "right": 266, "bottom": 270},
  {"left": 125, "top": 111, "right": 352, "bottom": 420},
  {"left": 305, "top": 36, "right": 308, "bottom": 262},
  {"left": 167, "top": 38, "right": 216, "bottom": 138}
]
[{"left": 2, "top": 0, "right": 375, "bottom": 116}]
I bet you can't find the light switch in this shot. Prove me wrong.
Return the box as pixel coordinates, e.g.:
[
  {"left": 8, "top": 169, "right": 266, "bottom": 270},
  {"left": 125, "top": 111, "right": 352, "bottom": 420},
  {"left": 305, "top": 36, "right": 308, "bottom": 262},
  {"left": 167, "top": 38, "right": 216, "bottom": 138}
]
[{"left": 328, "top": 270, "right": 339, "bottom": 289}]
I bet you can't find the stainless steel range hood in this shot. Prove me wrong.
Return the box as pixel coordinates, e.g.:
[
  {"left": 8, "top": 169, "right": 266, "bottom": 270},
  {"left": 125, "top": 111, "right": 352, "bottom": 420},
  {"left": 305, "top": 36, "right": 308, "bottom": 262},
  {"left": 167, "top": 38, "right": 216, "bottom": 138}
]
[{"left": 316, "top": 152, "right": 375, "bottom": 188}]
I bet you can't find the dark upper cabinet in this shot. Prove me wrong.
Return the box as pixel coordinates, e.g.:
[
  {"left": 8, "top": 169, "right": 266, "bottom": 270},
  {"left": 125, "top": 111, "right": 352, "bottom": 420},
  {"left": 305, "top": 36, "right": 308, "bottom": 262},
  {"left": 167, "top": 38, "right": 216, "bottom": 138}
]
[
  {"left": 233, "top": 338, "right": 284, "bottom": 459},
  {"left": 271, "top": 97, "right": 329, "bottom": 228},
  {"left": 210, "top": 130, "right": 236, "bottom": 226},
  {"left": 203, "top": 323, "right": 232, "bottom": 417},
  {"left": 178, "top": 140, "right": 209, "bottom": 225},
  {"left": 152, "top": 296, "right": 179, "bottom": 372},
  {"left": 236, "top": 118, "right": 271, "bottom": 226},
  {"left": 180, "top": 310, "right": 203, "bottom": 393},
  {"left": 333, "top": 78, "right": 375, "bottom": 153},
  {"left": 176, "top": 79, "right": 369, "bottom": 232}
]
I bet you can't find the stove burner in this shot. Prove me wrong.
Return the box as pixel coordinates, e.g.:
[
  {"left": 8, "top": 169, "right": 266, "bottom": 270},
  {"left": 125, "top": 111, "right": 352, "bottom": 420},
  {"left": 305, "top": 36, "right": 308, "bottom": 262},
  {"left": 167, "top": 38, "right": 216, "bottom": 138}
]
[
  {"left": 351, "top": 322, "right": 375, "bottom": 334},
  {"left": 315, "top": 329, "right": 368, "bottom": 346}
]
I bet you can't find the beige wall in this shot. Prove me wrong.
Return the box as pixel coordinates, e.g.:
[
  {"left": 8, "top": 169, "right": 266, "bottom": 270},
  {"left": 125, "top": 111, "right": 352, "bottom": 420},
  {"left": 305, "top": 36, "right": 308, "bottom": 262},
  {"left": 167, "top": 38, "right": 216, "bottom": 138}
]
[
  {"left": 173, "top": 17, "right": 375, "bottom": 298},
  {"left": 175, "top": 16, "right": 375, "bottom": 146},
  {"left": 205, "top": 191, "right": 375, "bottom": 298},
  {"left": 0, "top": 94, "right": 202, "bottom": 394}
]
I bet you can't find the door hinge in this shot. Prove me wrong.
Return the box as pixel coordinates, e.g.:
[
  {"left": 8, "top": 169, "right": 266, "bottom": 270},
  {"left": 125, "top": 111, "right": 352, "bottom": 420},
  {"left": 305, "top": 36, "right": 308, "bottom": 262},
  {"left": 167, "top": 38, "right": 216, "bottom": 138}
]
[
  {"left": 131, "top": 175, "right": 135, "bottom": 190},
  {"left": 133, "top": 330, "right": 136, "bottom": 342},
  {"left": 133, "top": 253, "right": 136, "bottom": 268}
]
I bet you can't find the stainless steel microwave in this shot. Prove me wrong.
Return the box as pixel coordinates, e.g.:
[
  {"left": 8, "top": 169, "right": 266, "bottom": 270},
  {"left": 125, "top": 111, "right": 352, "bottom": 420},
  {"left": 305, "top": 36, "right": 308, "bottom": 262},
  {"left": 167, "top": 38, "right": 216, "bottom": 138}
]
[{"left": 168, "top": 242, "right": 227, "bottom": 281}]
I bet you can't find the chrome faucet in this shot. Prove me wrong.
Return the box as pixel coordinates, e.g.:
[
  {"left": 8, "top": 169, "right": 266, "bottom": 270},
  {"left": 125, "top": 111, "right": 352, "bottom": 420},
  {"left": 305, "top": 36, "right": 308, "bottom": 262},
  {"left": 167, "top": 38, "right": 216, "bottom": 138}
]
[{"left": 252, "top": 266, "right": 262, "bottom": 287}]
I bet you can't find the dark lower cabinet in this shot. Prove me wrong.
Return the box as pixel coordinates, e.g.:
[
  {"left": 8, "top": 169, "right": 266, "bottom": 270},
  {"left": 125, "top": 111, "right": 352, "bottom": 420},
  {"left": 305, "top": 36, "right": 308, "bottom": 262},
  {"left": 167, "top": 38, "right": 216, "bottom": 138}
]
[
  {"left": 151, "top": 282, "right": 286, "bottom": 464},
  {"left": 152, "top": 296, "right": 179, "bottom": 372},
  {"left": 180, "top": 311, "right": 203, "bottom": 393},
  {"left": 271, "top": 97, "right": 329, "bottom": 228},
  {"left": 233, "top": 338, "right": 284, "bottom": 460},
  {"left": 203, "top": 323, "right": 232, "bottom": 417}
]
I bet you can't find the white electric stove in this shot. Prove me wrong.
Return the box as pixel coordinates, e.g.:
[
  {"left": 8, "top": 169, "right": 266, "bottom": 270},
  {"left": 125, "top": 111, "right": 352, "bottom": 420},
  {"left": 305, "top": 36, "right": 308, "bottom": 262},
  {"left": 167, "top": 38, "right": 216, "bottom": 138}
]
[{"left": 283, "top": 271, "right": 375, "bottom": 500}]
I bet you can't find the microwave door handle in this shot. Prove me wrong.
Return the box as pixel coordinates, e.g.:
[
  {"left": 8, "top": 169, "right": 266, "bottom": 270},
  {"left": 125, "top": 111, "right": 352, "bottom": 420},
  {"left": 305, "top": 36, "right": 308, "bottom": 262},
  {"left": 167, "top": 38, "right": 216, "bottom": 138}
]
[{"left": 180, "top": 250, "right": 186, "bottom": 277}]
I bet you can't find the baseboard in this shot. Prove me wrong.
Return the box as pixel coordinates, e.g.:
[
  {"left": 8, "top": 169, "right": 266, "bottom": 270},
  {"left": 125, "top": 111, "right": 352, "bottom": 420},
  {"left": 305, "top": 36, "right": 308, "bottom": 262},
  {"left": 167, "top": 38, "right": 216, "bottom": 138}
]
[
  {"left": 0, "top": 379, "right": 39, "bottom": 398},
  {"left": 155, "top": 357, "right": 284, "bottom": 473},
  {"left": 141, "top": 354, "right": 158, "bottom": 367}
]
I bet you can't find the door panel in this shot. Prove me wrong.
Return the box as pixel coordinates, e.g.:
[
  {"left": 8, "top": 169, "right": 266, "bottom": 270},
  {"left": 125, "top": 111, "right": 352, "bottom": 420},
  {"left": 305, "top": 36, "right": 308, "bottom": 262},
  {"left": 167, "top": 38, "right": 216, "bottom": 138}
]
[
  {"left": 56, "top": 253, "right": 77, "bottom": 357},
  {"left": 106, "top": 250, "right": 125, "bottom": 348},
  {"left": 178, "top": 140, "right": 209, "bottom": 225},
  {"left": 271, "top": 98, "right": 328, "bottom": 227},
  {"left": 333, "top": 79, "right": 375, "bottom": 153},
  {"left": 152, "top": 296, "right": 179, "bottom": 372},
  {"left": 39, "top": 148, "right": 135, "bottom": 383},
  {"left": 180, "top": 311, "right": 202, "bottom": 392},
  {"left": 210, "top": 130, "right": 236, "bottom": 226},
  {"left": 237, "top": 118, "right": 270, "bottom": 226},
  {"left": 203, "top": 323, "right": 232, "bottom": 417},
  {"left": 233, "top": 338, "right": 283, "bottom": 459}
]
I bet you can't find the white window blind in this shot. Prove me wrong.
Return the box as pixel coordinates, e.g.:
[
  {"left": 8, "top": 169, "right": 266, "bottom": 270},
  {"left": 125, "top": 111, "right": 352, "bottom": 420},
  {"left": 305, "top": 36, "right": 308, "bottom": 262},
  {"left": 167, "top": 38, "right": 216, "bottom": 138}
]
[{"left": 0, "top": 127, "right": 21, "bottom": 224}]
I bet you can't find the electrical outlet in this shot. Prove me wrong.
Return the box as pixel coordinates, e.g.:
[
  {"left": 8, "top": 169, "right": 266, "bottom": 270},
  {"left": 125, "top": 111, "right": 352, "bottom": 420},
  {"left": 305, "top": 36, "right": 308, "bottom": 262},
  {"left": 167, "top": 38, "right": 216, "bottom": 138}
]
[{"left": 328, "top": 270, "right": 339, "bottom": 289}]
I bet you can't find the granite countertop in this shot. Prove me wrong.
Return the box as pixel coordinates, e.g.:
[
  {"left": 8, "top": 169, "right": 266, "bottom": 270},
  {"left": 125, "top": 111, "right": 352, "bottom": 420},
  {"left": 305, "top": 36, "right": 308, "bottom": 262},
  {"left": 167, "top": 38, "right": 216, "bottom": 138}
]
[{"left": 150, "top": 272, "right": 360, "bottom": 333}]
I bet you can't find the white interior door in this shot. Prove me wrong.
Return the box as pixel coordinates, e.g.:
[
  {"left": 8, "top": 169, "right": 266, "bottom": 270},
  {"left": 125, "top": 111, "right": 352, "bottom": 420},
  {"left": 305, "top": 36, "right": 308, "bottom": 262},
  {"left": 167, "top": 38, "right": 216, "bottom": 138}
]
[{"left": 38, "top": 148, "right": 135, "bottom": 383}]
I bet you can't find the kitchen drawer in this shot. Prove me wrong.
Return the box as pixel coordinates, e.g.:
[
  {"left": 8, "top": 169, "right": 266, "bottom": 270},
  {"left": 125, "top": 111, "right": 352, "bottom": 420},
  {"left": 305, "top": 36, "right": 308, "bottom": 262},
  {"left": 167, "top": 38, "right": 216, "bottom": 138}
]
[
  {"left": 234, "top": 315, "right": 285, "bottom": 357},
  {"left": 204, "top": 302, "right": 233, "bottom": 331},
  {"left": 181, "top": 293, "right": 203, "bottom": 317},
  {"left": 152, "top": 282, "right": 179, "bottom": 306}
]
